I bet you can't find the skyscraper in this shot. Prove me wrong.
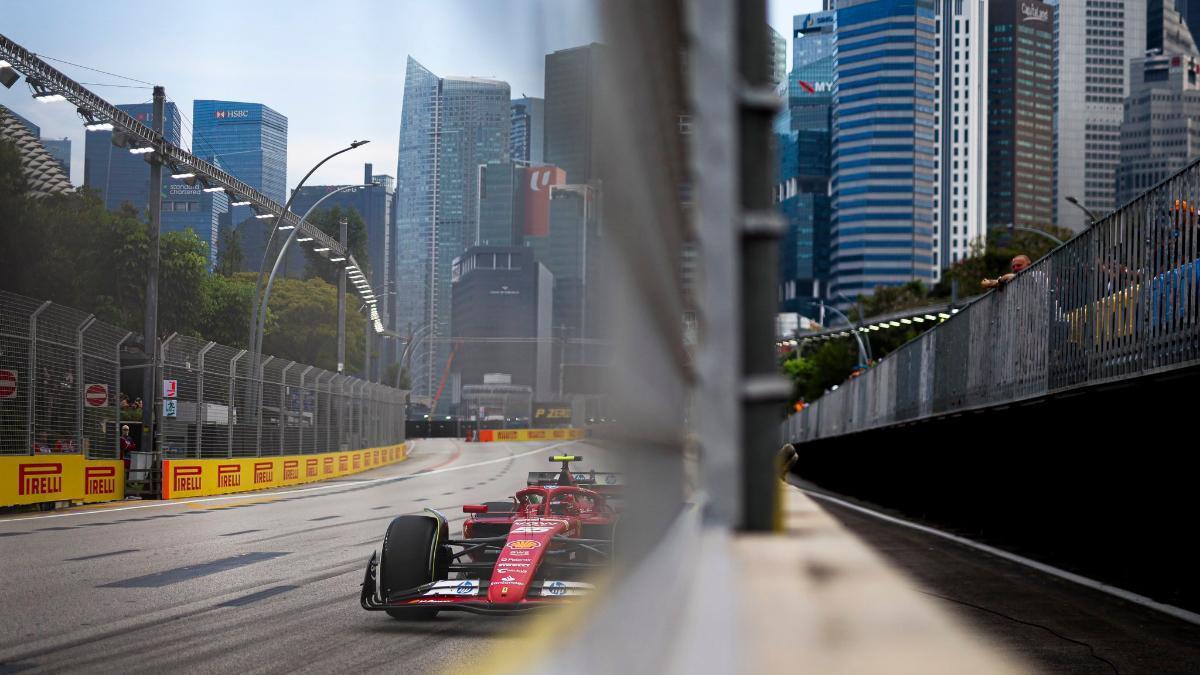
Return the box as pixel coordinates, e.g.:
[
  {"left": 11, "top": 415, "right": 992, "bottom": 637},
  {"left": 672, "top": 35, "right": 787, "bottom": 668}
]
[
  {"left": 831, "top": 0, "right": 938, "bottom": 296},
  {"left": 1118, "top": 55, "right": 1200, "bottom": 203},
  {"left": 84, "top": 102, "right": 182, "bottom": 214},
  {"left": 770, "top": 26, "right": 787, "bottom": 88},
  {"left": 988, "top": 0, "right": 1056, "bottom": 230},
  {"left": 544, "top": 44, "right": 607, "bottom": 184},
  {"left": 393, "top": 57, "right": 510, "bottom": 407},
  {"left": 42, "top": 137, "right": 70, "bottom": 177},
  {"left": 933, "top": 0, "right": 988, "bottom": 269},
  {"left": 776, "top": 9, "right": 835, "bottom": 312},
  {"left": 1055, "top": 0, "right": 1146, "bottom": 230},
  {"left": 1149, "top": 0, "right": 1200, "bottom": 57},
  {"left": 192, "top": 100, "right": 288, "bottom": 268},
  {"left": 510, "top": 97, "right": 544, "bottom": 164}
]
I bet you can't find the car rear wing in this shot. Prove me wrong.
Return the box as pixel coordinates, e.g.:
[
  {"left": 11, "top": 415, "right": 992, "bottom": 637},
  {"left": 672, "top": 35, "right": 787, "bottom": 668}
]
[{"left": 526, "top": 471, "right": 624, "bottom": 488}]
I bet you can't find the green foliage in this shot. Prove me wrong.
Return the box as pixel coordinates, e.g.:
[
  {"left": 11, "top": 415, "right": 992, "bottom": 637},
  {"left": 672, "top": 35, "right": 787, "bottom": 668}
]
[
  {"left": 262, "top": 276, "right": 364, "bottom": 374},
  {"left": 215, "top": 224, "right": 244, "bottom": 276},
  {"left": 933, "top": 225, "right": 1073, "bottom": 298},
  {"left": 303, "top": 206, "right": 369, "bottom": 283}
]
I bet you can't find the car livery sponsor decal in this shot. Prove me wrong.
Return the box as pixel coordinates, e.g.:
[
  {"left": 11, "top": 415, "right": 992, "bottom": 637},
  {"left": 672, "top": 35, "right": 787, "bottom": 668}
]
[
  {"left": 506, "top": 550, "right": 531, "bottom": 556},
  {"left": 507, "top": 540, "right": 540, "bottom": 550},
  {"left": 546, "top": 581, "right": 568, "bottom": 596},
  {"left": 455, "top": 580, "right": 477, "bottom": 595},
  {"left": 511, "top": 526, "right": 553, "bottom": 533}
]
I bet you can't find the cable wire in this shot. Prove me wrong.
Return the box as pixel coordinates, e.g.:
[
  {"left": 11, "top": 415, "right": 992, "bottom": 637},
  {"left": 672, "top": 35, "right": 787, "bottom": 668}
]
[{"left": 34, "top": 53, "right": 155, "bottom": 86}]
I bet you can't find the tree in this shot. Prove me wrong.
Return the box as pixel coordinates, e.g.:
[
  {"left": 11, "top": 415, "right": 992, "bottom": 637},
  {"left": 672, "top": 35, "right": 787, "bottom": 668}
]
[
  {"left": 158, "top": 229, "right": 210, "bottom": 337},
  {"left": 260, "top": 276, "right": 365, "bottom": 374},
  {"left": 303, "top": 206, "right": 369, "bottom": 283},
  {"left": 215, "top": 225, "right": 244, "bottom": 276}
]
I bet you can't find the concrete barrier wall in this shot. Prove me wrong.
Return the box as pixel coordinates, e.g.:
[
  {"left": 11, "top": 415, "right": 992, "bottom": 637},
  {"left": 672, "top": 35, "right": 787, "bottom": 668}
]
[
  {"left": 161, "top": 443, "right": 406, "bottom": 499},
  {"left": 0, "top": 456, "right": 125, "bottom": 507}
]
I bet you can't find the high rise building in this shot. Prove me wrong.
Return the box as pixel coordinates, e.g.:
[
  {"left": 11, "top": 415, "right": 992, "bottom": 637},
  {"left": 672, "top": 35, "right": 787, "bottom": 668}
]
[
  {"left": 510, "top": 97, "right": 544, "bottom": 164},
  {"left": 988, "top": 0, "right": 1056, "bottom": 230},
  {"left": 84, "top": 102, "right": 182, "bottom": 214},
  {"left": 393, "top": 57, "right": 510, "bottom": 407},
  {"left": 42, "top": 137, "right": 70, "bottom": 177},
  {"left": 478, "top": 161, "right": 521, "bottom": 247},
  {"left": 776, "top": 9, "right": 835, "bottom": 313},
  {"left": 933, "top": 0, "right": 988, "bottom": 270},
  {"left": 830, "top": 0, "right": 938, "bottom": 296},
  {"left": 1118, "top": 54, "right": 1200, "bottom": 203},
  {"left": 192, "top": 100, "right": 288, "bottom": 268},
  {"left": 770, "top": 26, "right": 788, "bottom": 88},
  {"left": 1149, "top": 0, "right": 1200, "bottom": 57},
  {"left": 1055, "top": 0, "right": 1146, "bottom": 230},
  {"left": 290, "top": 163, "right": 393, "bottom": 293},
  {"left": 451, "top": 246, "right": 553, "bottom": 401},
  {"left": 544, "top": 44, "right": 607, "bottom": 184}
]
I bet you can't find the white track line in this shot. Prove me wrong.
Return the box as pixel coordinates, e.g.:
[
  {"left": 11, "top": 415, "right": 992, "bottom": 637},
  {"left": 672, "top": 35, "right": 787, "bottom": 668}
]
[
  {"left": 800, "top": 487, "right": 1200, "bottom": 627},
  {"left": 0, "top": 441, "right": 576, "bottom": 525}
]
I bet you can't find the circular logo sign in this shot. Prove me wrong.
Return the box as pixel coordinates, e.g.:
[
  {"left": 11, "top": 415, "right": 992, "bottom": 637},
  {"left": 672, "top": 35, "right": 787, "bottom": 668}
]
[
  {"left": 85, "top": 383, "right": 108, "bottom": 407},
  {"left": 507, "top": 540, "right": 540, "bottom": 550},
  {"left": 547, "top": 581, "right": 567, "bottom": 596}
]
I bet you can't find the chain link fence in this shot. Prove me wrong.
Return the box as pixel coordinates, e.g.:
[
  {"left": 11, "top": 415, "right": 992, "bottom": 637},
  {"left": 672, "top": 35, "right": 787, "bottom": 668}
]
[{"left": 1, "top": 287, "right": 407, "bottom": 459}]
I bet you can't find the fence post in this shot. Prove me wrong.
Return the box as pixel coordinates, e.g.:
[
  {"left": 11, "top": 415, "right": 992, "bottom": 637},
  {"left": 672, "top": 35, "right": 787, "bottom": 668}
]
[
  {"left": 157, "top": 334, "right": 176, "bottom": 457},
  {"left": 229, "top": 350, "right": 245, "bottom": 458},
  {"left": 256, "top": 355, "right": 274, "bottom": 457},
  {"left": 299, "top": 366, "right": 313, "bottom": 454},
  {"left": 76, "top": 315, "right": 95, "bottom": 456},
  {"left": 115, "top": 332, "right": 132, "bottom": 457},
  {"left": 280, "top": 362, "right": 294, "bottom": 456},
  {"left": 196, "top": 342, "right": 215, "bottom": 459},
  {"left": 26, "top": 300, "right": 51, "bottom": 454}
]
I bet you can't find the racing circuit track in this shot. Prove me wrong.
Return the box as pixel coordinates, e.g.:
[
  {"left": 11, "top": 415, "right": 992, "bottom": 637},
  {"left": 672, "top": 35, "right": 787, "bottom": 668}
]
[{"left": 0, "top": 439, "right": 590, "bottom": 673}]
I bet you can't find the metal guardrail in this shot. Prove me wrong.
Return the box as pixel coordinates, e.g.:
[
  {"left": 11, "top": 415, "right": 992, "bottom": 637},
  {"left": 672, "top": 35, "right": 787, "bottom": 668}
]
[
  {"left": 786, "top": 159, "right": 1200, "bottom": 443},
  {"left": 0, "top": 288, "right": 407, "bottom": 459}
]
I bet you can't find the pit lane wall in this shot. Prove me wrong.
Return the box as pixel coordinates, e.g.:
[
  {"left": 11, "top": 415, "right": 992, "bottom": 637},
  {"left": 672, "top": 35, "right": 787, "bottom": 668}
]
[
  {"left": 476, "top": 428, "right": 585, "bottom": 442},
  {"left": 0, "top": 456, "right": 125, "bottom": 507},
  {"left": 162, "top": 443, "right": 406, "bottom": 499}
]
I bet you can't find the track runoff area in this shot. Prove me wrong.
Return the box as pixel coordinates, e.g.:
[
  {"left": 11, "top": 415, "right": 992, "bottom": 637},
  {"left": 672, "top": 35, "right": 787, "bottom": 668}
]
[{"left": 0, "top": 438, "right": 605, "bottom": 672}]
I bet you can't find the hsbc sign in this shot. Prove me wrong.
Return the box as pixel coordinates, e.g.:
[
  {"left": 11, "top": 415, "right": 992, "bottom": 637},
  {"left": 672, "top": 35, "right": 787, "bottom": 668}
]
[{"left": 214, "top": 110, "right": 250, "bottom": 119}]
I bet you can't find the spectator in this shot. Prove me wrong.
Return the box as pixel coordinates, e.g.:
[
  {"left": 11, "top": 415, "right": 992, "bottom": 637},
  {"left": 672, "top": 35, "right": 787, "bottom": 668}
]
[
  {"left": 54, "top": 436, "right": 77, "bottom": 453},
  {"left": 982, "top": 254, "right": 1032, "bottom": 289},
  {"left": 33, "top": 431, "right": 52, "bottom": 454},
  {"left": 119, "top": 424, "right": 135, "bottom": 457}
]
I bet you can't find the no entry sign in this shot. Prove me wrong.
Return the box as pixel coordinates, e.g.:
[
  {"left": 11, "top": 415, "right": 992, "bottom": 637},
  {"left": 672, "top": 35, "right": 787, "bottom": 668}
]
[
  {"left": 0, "top": 369, "right": 17, "bottom": 399},
  {"left": 84, "top": 383, "right": 109, "bottom": 407}
]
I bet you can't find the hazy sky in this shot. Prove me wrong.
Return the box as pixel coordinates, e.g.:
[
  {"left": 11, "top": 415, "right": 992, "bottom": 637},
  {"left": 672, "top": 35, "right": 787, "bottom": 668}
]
[
  {"left": 3, "top": 0, "right": 818, "bottom": 189},
  {"left": 1, "top": 1, "right": 600, "bottom": 188}
]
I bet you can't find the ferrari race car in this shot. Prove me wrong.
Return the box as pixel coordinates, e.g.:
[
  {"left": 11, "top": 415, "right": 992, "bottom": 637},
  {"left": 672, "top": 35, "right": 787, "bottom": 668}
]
[{"left": 361, "top": 454, "right": 621, "bottom": 617}]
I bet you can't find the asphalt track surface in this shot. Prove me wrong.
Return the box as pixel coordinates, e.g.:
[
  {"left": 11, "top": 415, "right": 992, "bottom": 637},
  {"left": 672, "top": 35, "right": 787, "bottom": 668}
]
[
  {"left": 0, "top": 439, "right": 585, "bottom": 674},
  {"left": 811, "top": 489, "right": 1200, "bottom": 673}
]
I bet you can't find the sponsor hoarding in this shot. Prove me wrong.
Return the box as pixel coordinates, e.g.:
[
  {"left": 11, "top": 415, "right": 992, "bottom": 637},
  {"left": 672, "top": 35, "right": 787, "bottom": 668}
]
[
  {"left": 0, "top": 456, "right": 124, "bottom": 507},
  {"left": 476, "top": 428, "right": 584, "bottom": 442}
]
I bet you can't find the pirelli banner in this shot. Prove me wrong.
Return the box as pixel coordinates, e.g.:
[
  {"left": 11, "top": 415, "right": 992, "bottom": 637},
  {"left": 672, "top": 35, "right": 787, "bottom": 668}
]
[
  {"left": 161, "top": 443, "right": 407, "bottom": 500},
  {"left": 476, "top": 428, "right": 584, "bottom": 443},
  {"left": 0, "top": 456, "right": 125, "bottom": 507}
]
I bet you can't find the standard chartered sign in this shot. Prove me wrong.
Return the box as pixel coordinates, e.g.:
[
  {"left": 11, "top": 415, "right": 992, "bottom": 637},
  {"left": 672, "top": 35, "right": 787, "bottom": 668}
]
[{"left": 168, "top": 183, "right": 202, "bottom": 197}]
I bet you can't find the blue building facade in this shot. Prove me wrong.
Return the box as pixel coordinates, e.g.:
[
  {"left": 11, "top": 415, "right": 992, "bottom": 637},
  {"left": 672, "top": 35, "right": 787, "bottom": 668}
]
[
  {"left": 42, "top": 137, "right": 70, "bottom": 177},
  {"left": 192, "top": 100, "right": 288, "bottom": 271},
  {"left": 84, "top": 102, "right": 181, "bottom": 214},
  {"left": 777, "top": 10, "right": 836, "bottom": 314},
  {"left": 394, "top": 58, "right": 510, "bottom": 407},
  {"left": 510, "top": 97, "right": 544, "bottom": 164},
  {"left": 830, "top": 0, "right": 938, "bottom": 297}
]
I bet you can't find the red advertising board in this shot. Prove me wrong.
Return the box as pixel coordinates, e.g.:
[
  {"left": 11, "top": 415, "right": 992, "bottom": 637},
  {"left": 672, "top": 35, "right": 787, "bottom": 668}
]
[
  {"left": 84, "top": 383, "right": 108, "bottom": 407},
  {"left": 523, "top": 166, "right": 566, "bottom": 237},
  {"left": 0, "top": 369, "right": 16, "bottom": 399}
]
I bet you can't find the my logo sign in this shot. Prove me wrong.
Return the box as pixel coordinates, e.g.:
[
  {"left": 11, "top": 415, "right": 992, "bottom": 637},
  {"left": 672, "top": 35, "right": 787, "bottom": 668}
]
[
  {"left": 85, "top": 466, "right": 116, "bottom": 496},
  {"left": 19, "top": 463, "right": 63, "bottom": 496},
  {"left": 217, "top": 464, "right": 241, "bottom": 488}
]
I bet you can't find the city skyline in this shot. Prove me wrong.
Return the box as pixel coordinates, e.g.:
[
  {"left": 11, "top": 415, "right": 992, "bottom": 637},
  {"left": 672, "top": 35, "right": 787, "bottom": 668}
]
[{"left": 0, "top": 1, "right": 600, "bottom": 189}]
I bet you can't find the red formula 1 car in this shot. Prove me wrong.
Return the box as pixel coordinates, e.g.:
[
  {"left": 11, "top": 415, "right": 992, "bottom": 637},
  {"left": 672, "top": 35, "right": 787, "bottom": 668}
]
[{"left": 361, "top": 454, "right": 621, "bottom": 617}]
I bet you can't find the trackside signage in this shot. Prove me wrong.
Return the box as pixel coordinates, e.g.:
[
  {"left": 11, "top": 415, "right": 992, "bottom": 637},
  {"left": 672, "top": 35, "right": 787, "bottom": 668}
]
[
  {"left": 0, "top": 457, "right": 124, "bottom": 507},
  {"left": 476, "top": 428, "right": 584, "bottom": 443},
  {"left": 161, "top": 444, "right": 407, "bottom": 499}
]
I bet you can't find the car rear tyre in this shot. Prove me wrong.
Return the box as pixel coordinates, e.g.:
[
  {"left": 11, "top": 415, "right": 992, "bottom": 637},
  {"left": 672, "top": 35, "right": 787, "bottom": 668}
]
[{"left": 380, "top": 515, "right": 447, "bottom": 620}]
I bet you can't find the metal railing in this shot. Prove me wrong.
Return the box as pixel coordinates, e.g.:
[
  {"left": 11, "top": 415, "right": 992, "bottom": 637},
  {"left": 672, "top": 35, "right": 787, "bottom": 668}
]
[
  {"left": 1, "top": 288, "right": 407, "bottom": 458},
  {"left": 786, "top": 159, "right": 1200, "bottom": 444}
]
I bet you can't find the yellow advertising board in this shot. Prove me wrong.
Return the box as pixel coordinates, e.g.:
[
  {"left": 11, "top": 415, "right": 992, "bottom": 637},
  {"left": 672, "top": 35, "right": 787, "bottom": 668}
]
[
  {"left": 0, "top": 456, "right": 125, "bottom": 507},
  {"left": 161, "top": 443, "right": 406, "bottom": 500},
  {"left": 476, "top": 428, "right": 584, "bottom": 442}
]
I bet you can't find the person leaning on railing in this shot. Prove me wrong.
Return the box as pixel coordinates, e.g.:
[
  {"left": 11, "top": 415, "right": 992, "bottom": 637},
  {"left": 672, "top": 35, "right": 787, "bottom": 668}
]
[{"left": 981, "top": 255, "right": 1032, "bottom": 289}]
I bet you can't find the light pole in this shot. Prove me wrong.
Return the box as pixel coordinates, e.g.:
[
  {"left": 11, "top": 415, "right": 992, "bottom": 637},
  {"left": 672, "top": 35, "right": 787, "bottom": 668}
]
[
  {"left": 1007, "top": 223, "right": 1066, "bottom": 246},
  {"left": 141, "top": 85, "right": 165, "bottom": 456},
  {"left": 832, "top": 289, "right": 872, "bottom": 362},
  {"left": 1065, "top": 196, "right": 1099, "bottom": 227},
  {"left": 817, "top": 301, "right": 869, "bottom": 367}
]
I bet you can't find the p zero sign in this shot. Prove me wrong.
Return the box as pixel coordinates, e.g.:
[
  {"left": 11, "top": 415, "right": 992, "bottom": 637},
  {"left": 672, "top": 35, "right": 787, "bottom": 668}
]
[{"left": 0, "top": 369, "right": 16, "bottom": 399}]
